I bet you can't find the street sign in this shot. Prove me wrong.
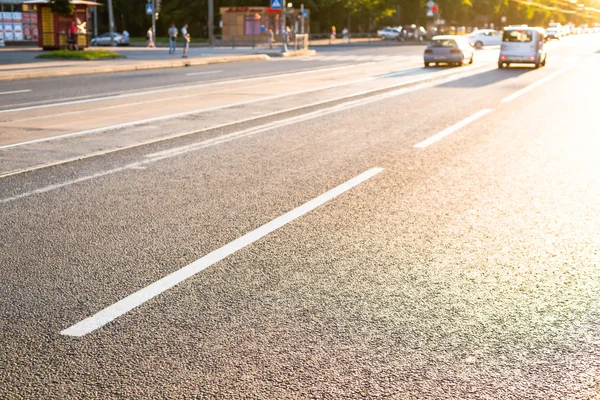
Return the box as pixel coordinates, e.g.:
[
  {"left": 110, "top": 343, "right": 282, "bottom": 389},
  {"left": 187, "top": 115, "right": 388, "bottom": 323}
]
[
  {"left": 145, "top": 4, "right": 153, "bottom": 15},
  {"left": 426, "top": 9, "right": 434, "bottom": 17},
  {"left": 270, "top": 0, "right": 282, "bottom": 9},
  {"left": 427, "top": 1, "right": 435, "bottom": 8},
  {"left": 302, "top": 9, "right": 307, "bottom": 18}
]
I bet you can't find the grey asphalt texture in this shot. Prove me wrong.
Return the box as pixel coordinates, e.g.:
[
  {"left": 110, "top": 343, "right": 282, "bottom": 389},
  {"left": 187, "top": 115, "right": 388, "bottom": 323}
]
[
  {"left": 1, "top": 40, "right": 600, "bottom": 398},
  {"left": 0, "top": 46, "right": 425, "bottom": 109}
]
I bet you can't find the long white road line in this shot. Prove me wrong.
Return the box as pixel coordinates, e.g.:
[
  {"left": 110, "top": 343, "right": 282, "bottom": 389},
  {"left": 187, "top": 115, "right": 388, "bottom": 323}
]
[
  {"left": 0, "top": 62, "right": 376, "bottom": 115},
  {"left": 0, "top": 67, "right": 488, "bottom": 196},
  {"left": 0, "top": 64, "right": 486, "bottom": 150},
  {"left": 59, "top": 167, "right": 384, "bottom": 337},
  {"left": 0, "top": 65, "right": 491, "bottom": 180},
  {"left": 414, "top": 109, "right": 492, "bottom": 148},
  {"left": 0, "top": 89, "right": 31, "bottom": 95},
  {"left": 501, "top": 67, "right": 571, "bottom": 103},
  {"left": 185, "top": 70, "right": 223, "bottom": 76}
]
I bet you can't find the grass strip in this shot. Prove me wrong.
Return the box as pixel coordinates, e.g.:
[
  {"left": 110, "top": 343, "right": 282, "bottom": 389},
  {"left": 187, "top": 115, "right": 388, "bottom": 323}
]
[{"left": 37, "top": 50, "right": 125, "bottom": 60}]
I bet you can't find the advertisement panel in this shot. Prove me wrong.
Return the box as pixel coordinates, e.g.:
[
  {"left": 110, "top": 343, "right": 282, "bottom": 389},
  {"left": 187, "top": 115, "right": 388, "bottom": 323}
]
[{"left": 13, "top": 22, "right": 23, "bottom": 40}]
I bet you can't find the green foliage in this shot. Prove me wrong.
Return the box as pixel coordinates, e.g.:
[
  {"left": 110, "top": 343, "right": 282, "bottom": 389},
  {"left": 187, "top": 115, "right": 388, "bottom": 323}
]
[
  {"left": 37, "top": 49, "right": 125, "bottom": 60},
  {"left": 49, "top": 0, "right": 74, "bottom": 17},
  {"left": 95, "top": 0, "right": 597, "bottom": 38}
]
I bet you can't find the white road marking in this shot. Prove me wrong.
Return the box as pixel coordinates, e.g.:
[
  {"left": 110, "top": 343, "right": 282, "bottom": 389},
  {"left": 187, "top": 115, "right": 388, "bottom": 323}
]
[
  {"left": 0, "top": 81, "right": 268, "bottom": 126},
  {"left": 0, "top": 64, "right": 350, "bottom": 111},
  {"left": 0, "top": 65, "right": 491, "bottom": 193},
  {"left": 0, "top": 64, "right": 486, "bottom": 150},
  {"left": 59, "top": 167, "right": 384, "bottom": 337},
  {"left": 0, "top": 65, "right": 490, "bottom": 180},
  {"left": 414, "top": 109, "right": 492, "bottom": 148},
  {"left": 0, "top": 89, "right": 31, "bottom": 95},
  {"left": 0, "top": 63, "right": 373, "bottom": 115},
  {"left": 501, "top": 67, "right": 571, "bottom": 103},
  {"left": 185, "top": 70, "right": 223, "bottom": 76}
]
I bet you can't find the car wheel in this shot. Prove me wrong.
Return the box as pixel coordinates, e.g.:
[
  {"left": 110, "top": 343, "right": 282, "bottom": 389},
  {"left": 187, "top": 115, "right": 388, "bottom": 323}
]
[
  {"left": 534, "top": 60, "right": 540, "bottom": 69},
  {"left": 424, "top": 62, "right": 430, "bottom": 67},
  {"left": 469, "top": 56, "right": 474, "bottom": 64},
  {"left": 498, "top": 62, "right": 504, "bottom": 68},
  {"left": 541, "top": 56, "right": 546, "bottom": 66},
  {"left": 475, "top": 41, "right": 483, "bottom": 49}
]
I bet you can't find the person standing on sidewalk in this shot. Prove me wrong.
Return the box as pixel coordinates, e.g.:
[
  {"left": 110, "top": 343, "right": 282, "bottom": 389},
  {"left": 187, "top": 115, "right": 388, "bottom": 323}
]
[
  {"left": 67, "top": 20, "right": 78, "bottom": 51},
  {"left": 181, "top": 24, "right": 190, "bottom": 58},
  {"left": 146, "top": 27, "right": 154, "bottom": 47},
  {"left": 168, "top": 24, "right": 178, "bottom": 54}
]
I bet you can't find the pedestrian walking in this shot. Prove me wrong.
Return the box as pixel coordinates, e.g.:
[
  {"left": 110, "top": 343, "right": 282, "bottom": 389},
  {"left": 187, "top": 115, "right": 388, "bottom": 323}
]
[
  {"left": 342, "top": 27, "right": 349, "bottom": 43},
  {"left": 181, "top": 24, "right": 190, "bottom": 58},
  {"left": 268, "top": 28, "right": 275, "bottom": 49},
  {"left": 146, "top": 27, "right": 154, "bottom": 48},
  {"left": 331, "top": 25, "right": 337, "bottom": 40},
  {"left": 168, "top": 24, "right": 178, "bottom": 54}
]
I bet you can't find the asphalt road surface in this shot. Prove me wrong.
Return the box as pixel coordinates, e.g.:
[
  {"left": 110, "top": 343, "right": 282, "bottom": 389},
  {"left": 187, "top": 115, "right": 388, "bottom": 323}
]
[{"left": 2, "top": 35, "right": 600, "bottom": 399}]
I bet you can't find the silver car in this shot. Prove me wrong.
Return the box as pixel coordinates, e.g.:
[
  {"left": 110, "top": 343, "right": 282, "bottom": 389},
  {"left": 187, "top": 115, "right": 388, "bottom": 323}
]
[
  {"left": 91, "top": 32, "right": 130, "bottom": 46},
  {"left": 424, "top": 35, "right": 474, "bottom": 67}
]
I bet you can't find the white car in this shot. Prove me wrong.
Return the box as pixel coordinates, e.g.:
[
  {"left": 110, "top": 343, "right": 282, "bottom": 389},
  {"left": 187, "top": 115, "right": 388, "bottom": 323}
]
[
  {"left": 377, "top": 27, "right": 402, "bottom": 40},
  {"left": 545, "top": 27, "right": 562, "bottom": 40},
  {"left": 467, "top": 29, "right": 502, "bottom": 48},
  {"left": 498, "top": 27, "right": 547, "bottom": 69}
]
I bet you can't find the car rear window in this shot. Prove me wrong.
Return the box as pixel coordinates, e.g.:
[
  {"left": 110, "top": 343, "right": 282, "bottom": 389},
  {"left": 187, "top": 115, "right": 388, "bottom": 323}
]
[
  {"left": 503, "top": 30, "right": 533, "bottom": 42},
  {"left": 429, "top": 39, "right": 457, "bottom": 48}
]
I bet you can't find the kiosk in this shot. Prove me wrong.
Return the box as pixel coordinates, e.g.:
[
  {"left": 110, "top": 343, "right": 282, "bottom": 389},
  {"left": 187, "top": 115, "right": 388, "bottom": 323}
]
[{"left": 23, "top": 0, "right": 100, "bottom": 49}]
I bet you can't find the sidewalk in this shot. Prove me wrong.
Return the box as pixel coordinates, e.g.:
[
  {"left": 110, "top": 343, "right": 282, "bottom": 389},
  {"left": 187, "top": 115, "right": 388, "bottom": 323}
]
[{"left": 0, "top": 46, "right": 315, "bottom": 81}]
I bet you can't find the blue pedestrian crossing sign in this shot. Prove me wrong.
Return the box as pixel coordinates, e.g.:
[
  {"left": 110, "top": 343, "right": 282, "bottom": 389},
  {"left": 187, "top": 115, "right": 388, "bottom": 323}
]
[
  {"left": 145, "top": 3, "right": 153, "bottom": 15},
  {"left": 270, "top": 0, "right": 282, "bottom": 9}
]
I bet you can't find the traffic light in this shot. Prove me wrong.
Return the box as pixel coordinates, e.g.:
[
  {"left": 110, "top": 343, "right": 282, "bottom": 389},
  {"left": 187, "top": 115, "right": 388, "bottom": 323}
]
[{"left": 432, "top": 5, "right": 439, "bottom": 13}]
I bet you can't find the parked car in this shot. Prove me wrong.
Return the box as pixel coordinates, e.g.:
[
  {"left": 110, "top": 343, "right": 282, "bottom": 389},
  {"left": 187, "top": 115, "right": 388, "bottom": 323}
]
[
  {"left": 467, "top": 29, "right": 502, "bottom": 48},
  {"left": 545, "top": 27, "right": 562, "bottom": 40},
  {"left": 377, "top": 27, "right": 402, "bottom": 40},
  {"left": 91, "top": 32, "right": 130, "bottom": 46},
  {"left": 403, "top": 25, "right": 428, "bottom": 41},
  {"left": 498, "top": 27, "right": 547, "bottom": 69},
  {"left": 424, "top": 35, "right": 474, "bottom": 67}
]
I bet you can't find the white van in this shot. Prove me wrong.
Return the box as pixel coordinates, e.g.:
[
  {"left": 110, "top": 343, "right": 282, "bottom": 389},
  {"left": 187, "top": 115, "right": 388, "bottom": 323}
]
[{"left": 498, "top": 27, "right": 547, "bottom": 69}]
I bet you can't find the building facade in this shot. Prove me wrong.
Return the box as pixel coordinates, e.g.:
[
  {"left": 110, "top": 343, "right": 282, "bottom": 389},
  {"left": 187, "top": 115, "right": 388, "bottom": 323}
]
[
  {"left": 220, "top": 6, "right": 309, "bottom": 43},
  {"left": 0, "top": 0, "right": 38, "bottom": 43}
]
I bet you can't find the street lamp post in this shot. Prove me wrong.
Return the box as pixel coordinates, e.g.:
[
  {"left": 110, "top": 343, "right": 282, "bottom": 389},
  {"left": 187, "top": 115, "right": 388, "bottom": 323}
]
[
  {"left": 208, "top": 0, "right": 214, "bottom": 47},
  {"left": 281, "top": 3, "right": 288, "bottom": 52},
  {"left": 152, "top": 0, "right": 156, "bottom": 45},
  {"left": 300, "top": 3, "right": 304, "bottom": 34},
  {"left": 107, "top": 0, "right": 115, "bottom": 46}
]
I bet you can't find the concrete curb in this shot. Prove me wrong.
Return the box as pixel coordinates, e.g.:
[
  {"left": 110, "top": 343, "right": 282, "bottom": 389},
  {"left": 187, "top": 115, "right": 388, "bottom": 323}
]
[
  {"left": 0, "top": 53, "right": 273, "bottom": 81},
  {"left": 281, "top": 49, "right": 317, "bottom": 57}
]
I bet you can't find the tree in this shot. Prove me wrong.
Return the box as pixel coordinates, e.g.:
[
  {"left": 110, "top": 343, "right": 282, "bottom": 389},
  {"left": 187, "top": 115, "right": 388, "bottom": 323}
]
[{"left": 49, "top": 0, "right": 74, "bottom": 17}]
